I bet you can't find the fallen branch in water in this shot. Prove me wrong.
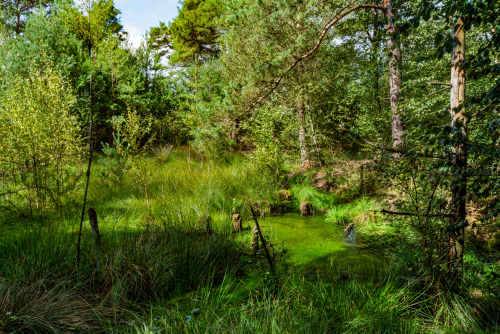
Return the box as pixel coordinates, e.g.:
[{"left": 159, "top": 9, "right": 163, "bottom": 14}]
[{"left": 250, "top": 206, "right": 276, "bottom": 277}]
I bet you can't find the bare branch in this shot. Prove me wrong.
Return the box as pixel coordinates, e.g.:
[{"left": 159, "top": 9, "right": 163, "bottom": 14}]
[
  {"left": 338, "top": 124, "right": 446, "bottom": 159},
  {"left": 426, "top": 87, "right": 449, "bottom": 97},
  {"left": 380, "top": 209, "right": 452, "bottom": 217},
  {"left": 470, "top": 102, "right": 496, "bottom": 120},
  {"left": 428, "top": 82, "right": 452, "bottom": 87}
]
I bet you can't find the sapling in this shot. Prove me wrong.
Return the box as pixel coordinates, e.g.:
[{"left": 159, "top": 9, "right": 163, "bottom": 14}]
[{"left": 112, "top": 108, "right": 157, "bottom": 225}]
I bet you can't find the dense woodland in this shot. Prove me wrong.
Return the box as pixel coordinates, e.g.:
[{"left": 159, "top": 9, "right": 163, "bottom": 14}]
[{"left": 0, "top": 0, "right": 498, "bottom": 333}]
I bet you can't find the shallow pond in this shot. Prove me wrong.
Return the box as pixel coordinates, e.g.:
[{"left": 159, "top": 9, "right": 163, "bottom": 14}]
[{"left": 241, "top": 213, "right": 387, "bottom": 277}]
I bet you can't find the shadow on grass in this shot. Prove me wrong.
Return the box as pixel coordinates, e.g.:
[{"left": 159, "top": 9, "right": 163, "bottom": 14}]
[{"left": 0, "top": 222, "right": 245, "bottom": 333}]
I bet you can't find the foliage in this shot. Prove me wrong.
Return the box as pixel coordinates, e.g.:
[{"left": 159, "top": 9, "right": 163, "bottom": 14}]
[
  {"left": 0, "top": 0, "right": 54, "bottom": 34},
  {"left": 0, "top": 0, "right": 498, "bottom": 332},
  {"left": 0, "top": 64, "right": 82, "bottom": 216},
  {"left": 69, "top": 0, "right": 123, "bottom": 55},
  {"left": 150, "top": 0, "right": 222, "bottom": 66}
]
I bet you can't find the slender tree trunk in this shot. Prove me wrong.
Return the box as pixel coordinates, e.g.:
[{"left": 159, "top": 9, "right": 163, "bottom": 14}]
[
  {"left": 307, "top": 105, "right": 324, "bottom": 165},
  {"left": 87, "top": 208, "right": 102, "bottom": 280},
  {"left": 16, "top": 10, "right": 21, "bottom": 35},
  {"left": 77, "top": 73, "right": 94, "bottom": 264},
  {"left": 449, "top": 17, "right": 467, "bottom": 279},
  {"left": 297, "top": 98, "right": 309, "bottom": 166},
  {"left": 295, "top": 57, "right": 309, "bottom": 166},
  {"left": 77, "top": 3, "right": 95, "bottom": 264},
  {"left": 383, "top": 0, "right": 404, "bottom": 148},
  {"left": 230, "top": 119, "right": 239, "bottom": 148}
]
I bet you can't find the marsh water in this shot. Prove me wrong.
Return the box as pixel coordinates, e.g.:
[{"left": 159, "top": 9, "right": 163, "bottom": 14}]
[{"left": 243, "top": 213, "right": 387, "bottom": 278}]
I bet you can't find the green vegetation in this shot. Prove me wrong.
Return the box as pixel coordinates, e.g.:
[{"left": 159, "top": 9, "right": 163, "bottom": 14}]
[
  {"left": 1, "top": 154, "right": 498, "bottom": 333},
  {"left": 0, "top": 0, "right": 498, "bottom": 333}
]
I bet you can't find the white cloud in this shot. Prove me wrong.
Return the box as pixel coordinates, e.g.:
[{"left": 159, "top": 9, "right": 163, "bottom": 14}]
[
  {"left": 114, "top": 1, "right": 179, "bottom": 64},
  {"left": 123, "top": 23, "right": 145, "bottom": 49}
]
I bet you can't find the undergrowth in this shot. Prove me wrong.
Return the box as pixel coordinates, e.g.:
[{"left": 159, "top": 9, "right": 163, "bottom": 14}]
[{"left": 0, "top": 151, "right": 498, "bottom": 333}]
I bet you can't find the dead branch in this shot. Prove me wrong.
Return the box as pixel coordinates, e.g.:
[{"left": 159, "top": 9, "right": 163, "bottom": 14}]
[
  {"left": 471, "top": 102, "right": 496, "bottom": 120},
  {"left": 250, "top": 206, "right": 276, "bottom": 277},
  {"left": 380, "top": 209, "right": 453, "bottom": 217},
  {"left": 338, "top": 124, "right": 446, "bottom": 159},
  {"left": 428, "top": 82, "right": 452, "bottom": 87},
  {"left": 426, "top": 87, "right": 449, "bottom": 97}
]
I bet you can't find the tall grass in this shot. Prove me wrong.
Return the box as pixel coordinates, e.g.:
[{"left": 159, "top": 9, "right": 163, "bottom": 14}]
[
  {"left": 325, "top": 197, "right": 379, "bottom": 225},
  {"left": 0, "top": 225, "right": 244, "bottom": 332},
  {"left": 88, "top": 150, "right": 273, "bottom": 232},
  {"left": 126, "top": 271, "right": 439, "bottom": 334},
  {"left": 0, "top": 151, "right": 497, "bottom": 333},
  {"left": 291, "top": 182, "right": 341, "bottom": 212}
]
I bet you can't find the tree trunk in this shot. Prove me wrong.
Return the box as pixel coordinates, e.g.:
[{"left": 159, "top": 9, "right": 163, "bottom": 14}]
[
  {"left": 230, "top": 119, "right": 239, "bottom": 147},
  {"left": 383, "top": 0, "right": 404, "bottom": 149},
  {"left": 297, "top": 98, "right": 309, "bottom": 166},
  {"left": 449, "top": 17, "right": 467, "bottom": 280},
  {"left": 307, "top": 105, "right": 324, "bottom": 165},
  {"left": 16, "top": 11, "right": 21, "bottom": 35}
]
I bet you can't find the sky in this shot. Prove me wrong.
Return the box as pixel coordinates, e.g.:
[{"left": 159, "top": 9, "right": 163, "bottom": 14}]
[{"left": 114, "top": 0, "right": 180, "bottom": 48}]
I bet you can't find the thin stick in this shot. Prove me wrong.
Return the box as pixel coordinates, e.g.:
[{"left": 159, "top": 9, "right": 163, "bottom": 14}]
[
  {"left": 250, "top": 206, "right": 276, "bottom": 277},
  {"left": 379, "top": 209, "right": 452, "bottom": 217},
  {"left": 0, "top": 187, "right": 28, "bottom": 197},
  {"left": 77, "top": 73, "right": 93, "bottom": 264},
  {"left": 428, "top": 82, "right": 452, "bottom": 87},
  {"left": 339, "top": 124, "right": 446, "bottom": 159},
  {"left": 77, "top": 4, "right": 94, "bottom": 263},
  {"left": 426, "top": 87, "right": 449, "bottom": 97},
  {"left": 87, "top": 207, "right": 102, "bottom": 280}
]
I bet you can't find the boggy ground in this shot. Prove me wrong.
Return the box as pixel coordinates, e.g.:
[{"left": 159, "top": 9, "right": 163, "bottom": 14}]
[{"left": 0, "top": 150, "right": 498, "bottom": 333}]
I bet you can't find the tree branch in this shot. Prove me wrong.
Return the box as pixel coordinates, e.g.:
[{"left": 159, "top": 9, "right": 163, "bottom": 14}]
[
  {"left": 0, "top": 187, "right": 28, "bottom": 197},
  {"left": 237, "top": 1, "right": 387, "bottom": 118},
  {"left": 338, "top": 124, "right": 446, "bottom": 159},
  {"left": 470, "top": 102, "right": 496, "bottom": 120},
  {"left": 380, "top": 209, "right": 452, "bottom": 217},
  {"left": 428, "top": 82, "right": 452, "bottom": 87},
  {"left": 426, "top": 87, "right": 449, "bottom": 97}
]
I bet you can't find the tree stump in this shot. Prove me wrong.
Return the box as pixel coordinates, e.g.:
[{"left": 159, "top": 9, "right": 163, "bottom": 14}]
[
  {"left": 250, "top": 225, "right": 259, "bottom": 249},
  {"left": 232, "top": 213, "right": 242, "bottom": 232},
  {"left": 269, "top": 203, "right": 284, "bottom": 214},
  {"left": 300, "top": 201, "right": 311, "bottom": 216}
]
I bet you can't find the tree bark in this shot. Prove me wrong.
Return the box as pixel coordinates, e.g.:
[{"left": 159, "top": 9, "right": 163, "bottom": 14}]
[
  {"left": 383, "top": 0, "right": 404, "bottom": 149},
  {"left": 449, "top": 17, "right": 467, "bottom": 279},
  {"left": 297, "top": 98, "right": 309, "bottom": 166},
  {"left": 307, "top": 105, "right": 324, "bottom": 165}
]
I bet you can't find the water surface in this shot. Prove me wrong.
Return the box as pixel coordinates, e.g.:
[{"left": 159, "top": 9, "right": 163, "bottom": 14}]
[{"left": 245, "top": 213, "right": 387, "bottom": 277}]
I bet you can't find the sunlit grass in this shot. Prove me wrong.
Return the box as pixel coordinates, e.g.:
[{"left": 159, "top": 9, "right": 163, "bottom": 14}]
[{"left": 0, "top": 151, "right": 497, "bottom": 333}]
